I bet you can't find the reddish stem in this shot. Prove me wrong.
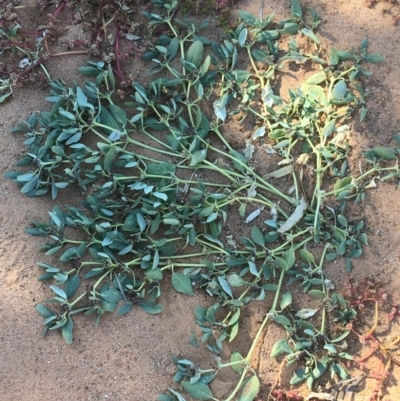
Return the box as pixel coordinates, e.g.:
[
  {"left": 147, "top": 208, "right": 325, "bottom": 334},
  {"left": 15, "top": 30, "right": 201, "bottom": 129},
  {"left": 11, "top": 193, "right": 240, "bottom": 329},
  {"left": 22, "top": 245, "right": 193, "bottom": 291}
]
[
  {"left": 113, "top": 24, "right": 126, "bottom": 83},
  {"left": 52, "top": 0, "right": 67, "bottom": 19}
]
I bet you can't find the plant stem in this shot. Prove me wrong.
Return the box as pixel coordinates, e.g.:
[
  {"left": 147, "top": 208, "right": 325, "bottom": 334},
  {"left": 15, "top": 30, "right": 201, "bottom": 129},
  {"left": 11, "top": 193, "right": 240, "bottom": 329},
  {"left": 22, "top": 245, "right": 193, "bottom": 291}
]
[{"left": 224, "top": 267, "right": 286, "bottom": 401}]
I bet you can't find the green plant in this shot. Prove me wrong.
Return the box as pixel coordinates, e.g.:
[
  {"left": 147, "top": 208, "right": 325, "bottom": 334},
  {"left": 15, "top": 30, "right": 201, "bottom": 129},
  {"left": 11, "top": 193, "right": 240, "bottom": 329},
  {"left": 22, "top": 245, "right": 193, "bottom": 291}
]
[{"left": 5, "top": 0, "right": 399, "bottom": 400}]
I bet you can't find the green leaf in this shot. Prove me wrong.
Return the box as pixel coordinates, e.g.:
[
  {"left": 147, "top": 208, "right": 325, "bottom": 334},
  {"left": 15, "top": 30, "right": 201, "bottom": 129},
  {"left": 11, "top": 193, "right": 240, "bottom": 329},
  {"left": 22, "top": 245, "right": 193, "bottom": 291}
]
[
  {"left": 230, "top": 321, "right": 239, "bottom": 342},
  {"left": 146, "top": 268, "right": 163, "bottom": 281},
  {"left": 290, "top": 0, "right": 302, "bottom": 17},
  {"left": 164, "top": 218, "right": 180, "bottom": 226},
  {"left": 252, "top": 126, "right": 266, "bottom": 139},
  {"left": 146, "top": 162, "right": 176, "bottom": 178},
  {"left": 64, "top": 274, "right": 80, "bottom": 298},
  {"left": 76, "top": 87, "right": 88, "bottom": 106},
  {"left": 21, "top": 174, "right": 39, "bottom": 194},
  {"left": 238, "top": 375, "right": 260, "bottom": 401},
  {"left": 186, "top": 41, "right": 204, "bottom": 68},
  {"left": 118, "top": 302, "right": 133, "bottom": 315},
  {"left": 274, "top": 257, "right": 289, "bottom": 271},
  {"left": 360, "top": 107, "right": 367, "bottom": 122},
  {"left": 153, "top": 192, "right": 168, "bottom": 201},
  {"left": 299, "top": 249, "right": 315, "bottom": 263},
  {"left": 295, "top": 308, "right": 318, "bottom": 319},
  {"left": 301, "top": 28, "right": 320, "bottom": 44},
  {"left": 312, "top": 360, "right": 328, "bottom": 380},
  {"left": 229, "top": 149, "right": 247, "bottom": 172},
  {"left": 369, "top": 147, "right": 397, "bottom": 160},
  {"left": 308, "top": 290, "right": 326, "bottom": 299},
  {"left": 306, "top": 71, "right": 326, "bottom": 85},
  {"left": 59, "top": 246, "right": 79, "bottom": 262},
  {"left": 104, "top": 146, "right": 116, "bottom": 174},
  {"left": 48, "top": 211, "right": 61, "bottom": 228},
  {"left": 101, "top": 300, "right": 117, "bottom": 312},
  {"left": 99, "top": 106, "right": 118, "bottom": 133},
  {"left": 229, "top": 351, "right": 245, "bottom": 375},
  {"left": 326, "top": 252, "right": 337, "bottom": 261},
  {"left": 238, "top": 11, "right": 257, "bottom": 26},
  {"left": 204, "top": 234, "right": 224, "bottom": 248},
  {"left": 171, "top": 273, "right": 194, "bottom": 295},
  {"left": 50, "top": 285, "right": 67, "bottom": 299},
  {"left": 36, "top": 304, "right": 55, "bottom": 318},
  {"left": 277, "top": 197, "right": 307, "bottom": 233},
  {"left": 251, "top": 226, "right": 265, "bottom": 247},
  {"left": 181, "top": 381, "right": 213, "bottom": 400},
  {"left": 256, "top": 30, "right": 280, "bottom": 43},
  {"left": 168, "top": 388, "right": 187, "bottom": 401},
  {"left": 140, "top": 300, "right": 164, "bottom": 314},
  {"left": 248, "top": 260, "right": 259, "bottom": 278},
  {"left": 337, "top": 215, "right": 347, "bottom": 227},
  {"left": 61, "top": 316, "right": 74, "bottom": 344},
  {"left": 226, "top": 274, "right": 246, "bottom": 287},
  {"left": 322, "top": 119, "right": 336, "bottom": 137},
  {"left": 274, "top": 315, "right": 291, "bottom": 327},
  {"left": 101, "top": 289, "right": 123, "bottom": 303},
  {"left": 158, "top": 395, "right": 175, "bottom": 401},
  {"left": 337, "top": 50, "right": 355, "bottom": 61},
  {"left": 330, "top": 330, "right": 350, "bottom": 343},
  {"left": 78, "top": 66, "right": 102, "bottom": 76},
  {"left": 358, "top": 233, "right": 368, "bottom": 245},
  {"left": 251, "top": 49, "right": 269, "bottom": 64},
  {"left": 290, "top": 368, "right": 306, "bottom": 386},
  {"left": 263, "top": 284, "right": 278, "bottom": 292},
  {"left": 238, "top": 28, "right": 248, "bottom": 47},
  {"left": 331, "top": 80, "right": 347, "bottom": 102},
  {"left": 329, "top": 47, "right": 339, "bottom": 65},
  {"left": 167, "top": 37, "right": 180, "bottom": 61},
  {"left": 284, "top": 247, "right": 295, "bottom": 269},
  {"left": 218, "top": 276, "right": 233, "bottom": 297},
  {"left": 230, "top": 351, "right": 244, "bottom": 374},
  {"left": 365, "top": 53, "right": 384, "bottom": 63},
  {"left": 351, "top": 248, "right": 362, "bottom": 258},
  {"left": 270, "top": 339, "right": 292, "bottom": 357},
  {"left": 278, "top": 22, "right": 299, "bottom": 35},
  {"left": 334, "top": 176, "right": 352, "bottom": 193},
  {"left": 194, "top": 306, "right": 207, "bottom": 322},
  {"left": 59, "top": 109, "right": 76, "bottom": 121},
  {"left": 109, "top": 104, "right": 127, "bottom": 127},
  {"left": 213, "top": 95, "right": 228, "bottom": 121},
  {"left": 137, "top": 213, "right": 146, "bottom": 232},
  {"left": 280, "top": 292, "right": 292, "bottom": 310},
  {"left": 190, "top": 149, "right": 207, "bottom": 166},
  {"left": 200, "top": 55, "right": 211, "bottom": 77}
]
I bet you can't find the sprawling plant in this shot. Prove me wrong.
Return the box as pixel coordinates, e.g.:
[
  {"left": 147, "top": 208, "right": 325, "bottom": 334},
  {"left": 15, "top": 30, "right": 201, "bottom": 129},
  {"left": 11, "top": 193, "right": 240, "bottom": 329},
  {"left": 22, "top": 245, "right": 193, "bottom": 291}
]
[{"left": 5, "top": 0, "right": 400, "bottom": 399}]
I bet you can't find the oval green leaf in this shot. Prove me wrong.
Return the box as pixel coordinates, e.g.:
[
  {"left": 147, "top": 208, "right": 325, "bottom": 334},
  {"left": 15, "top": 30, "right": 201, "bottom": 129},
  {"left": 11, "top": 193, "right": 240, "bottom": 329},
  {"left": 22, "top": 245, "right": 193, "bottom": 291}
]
[
  {"left": 186, "top": 41, "right": 204, "bottom": 68},
  {"left": 36, "top": 304, "right": 56, "bottom": 318},
  {"left": 171, "top": 273, "right": 194, "bottom": 295},
  {"left": 270, "top": 339, "right": 292, "bottom": 357},
  {"left": 140, "top": 300, "right": 164, "bottom": 314},
  {"left": 64, "top": 274, "right": 80, "bottom": 298},
  {"left": 181, "top": 381, "right": 213, "bottom": 401},
  {"left": 61, "top": 316, "right": 74, "bottom": 344},
  {"left": 118, "top": 302, "right": 134, "bottom": 315},
  {"left": 239, "top": 375, "right": 260, "bottom": 401},
  {"left": 101, "top": 289, "right": 123, "bottom": 303}
]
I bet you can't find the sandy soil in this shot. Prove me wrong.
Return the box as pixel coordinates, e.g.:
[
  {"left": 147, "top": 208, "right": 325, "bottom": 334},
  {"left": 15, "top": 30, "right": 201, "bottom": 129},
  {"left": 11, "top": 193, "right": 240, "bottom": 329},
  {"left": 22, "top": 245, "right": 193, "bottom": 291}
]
[{"left": 1, "top": 1, "right": 400, "bottom": 400}]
